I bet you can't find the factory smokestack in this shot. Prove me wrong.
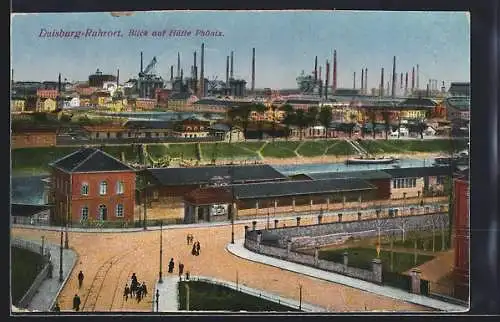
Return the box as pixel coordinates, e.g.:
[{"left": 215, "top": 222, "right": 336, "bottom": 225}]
[
  {"left": 319, "top": 66, "right": 322, "bottom": 81},
  {"left": 181, "top": 68, "right": 183, "bottom": 82},
  {"left": 353, "top": 72, "right": 356, "bottom": 89},
  {"left": 314, "top": 56, "right": 318, "bottom": 83},
  {"left": 140, "top": 52, "right": 143, "bottom": 73},
  {"left": 332, "top": 50, "right": 337, "bottom": 93},
  {"left": 416, "top": 64, "right": 420, "bottom": 90},
  {"left": 11, "top": 68, "right": 13, "bottom": 84},
  {"left": 380, "top": 68, "right": 384, "bottom": 97},
  {"left": 400, "top": 72, "right": 403, "bottom": 89},
  {"left": 426, "top": 82, "right": 430, "bottom": 97},
  {"left": 226, "top": 56, "right": 230, "bottom": 86},
  {"left": 361, "top": 69, "right": 364, "bottom": 95},
  {"left": 117, "top": 69, "right": 119, "bottom": 86},
  {"left": 411, "top": 67, "right": 415, "bottom": 92},
  {"left": 194, "top": 51, "right": 197, "bottom": 78},
  {"left": 57, "top": 73, "right": 62, "bottom": 109},
  {"left": 364, "top": 68, "right": 368, "bottom": 95},
  {"left": 325, "top": 60, "right": 330, "bottom": 99},
  {"left": 177, "top": 53, "right": 181, "bottom": 78},
  {"left": 170, "top": 66, "right": 174, "bottom": 82},
  {"left": 251, "top": 47, "right": 255, "bottom": 94},
  {"left": 391, "top": 56, "right": 396, "bottom": 98},
  {"left": 230, "top": 51, "right": 234, "bottom": 80},
  {"left": 200, "top": 43, "right": 205, "bottom": 97},
  {"left": 405, "top": 72, "right": 408, "bottom": 96}
]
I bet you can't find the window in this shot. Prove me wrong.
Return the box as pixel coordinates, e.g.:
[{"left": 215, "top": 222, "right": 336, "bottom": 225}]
[
  {"left": 98, "top": 204, "right": 107, "bottom": 221},
  {"left": 81, "top": 206, "right": 89, "bottom": 221},
  {"left": 116, "top": 181, "right": 124, "bottom": 194},
  {"left": 412, "top": 178, "right": 417, "bottom": 187},
  {"left": 116, "top": 204, "right": 124, "bottom": 217},
  {"left": 81, "top": 183, "right": 89, "bottom": 196},
  {"left": 393, "top": 180, "right": 397, "bottom": 189},
  {"left": 99, "top": 181, "right": 108, "bottom": 195}
]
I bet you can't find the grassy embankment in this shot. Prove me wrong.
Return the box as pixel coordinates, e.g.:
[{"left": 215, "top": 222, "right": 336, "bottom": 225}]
[{"left": 11, "top": 246, "right": 45, "bottom": 306}]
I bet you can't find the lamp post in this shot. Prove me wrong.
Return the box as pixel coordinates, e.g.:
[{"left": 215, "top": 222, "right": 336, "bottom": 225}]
[
  {"left": 159, "top": 221, "right": 163, "bottom": 283},
  {"left": 59, "top": 228, "right": 63, "bottom": 282},
  {"left": 266, "top": 210, "right": 270, "bottom": 230},
  {"left": 143, "top": 187, "right": 147, "bottom": 230},
  {"left": 231, "top": 211, "right": 235, "bottom": 244},
  {"left": 298, "top": 284, "right": 302, "bottom": 311},
  {"left": 65, "top": 195, "right": 69, "bottom": 249},
  {"left": 41, "top": 235, "right": 45, "bottom": 256}
]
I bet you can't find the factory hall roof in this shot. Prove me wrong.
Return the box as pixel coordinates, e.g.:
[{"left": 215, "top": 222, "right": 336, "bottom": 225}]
[
  {"left": 299, "top": 170, "right": 393, "bottom": 181},
  {"left": 445, "top": 97, "right": 470, "bottom": 111},
  {"left": 49, "top": 147, "right": 135, "bottom": 173},
  {"left": 448, "top": 82, "right": 470, "bottom": 97},
  {"left": 11, "top": 204, "right": 53, "bottom": 217},
  {"left": 381, "top": 166, "right": 453, "bottom": 178},
  {"left": 124, "top": 120, "right": 176, "bottom": 129},
  {"left": 144, "top": 165, "right": 287, "bottom": 186},
  {"left": 398, "top": 98, "right": 437, "bottom": 108}
]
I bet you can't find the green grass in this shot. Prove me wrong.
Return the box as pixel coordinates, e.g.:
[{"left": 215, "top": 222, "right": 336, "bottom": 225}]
[
  {"left": 379, "top": 139, "right": 468, "bottom": 153},
  {"left": 200, "top": 143, "right": 260, "bottom": 160},
  {"left": 101, "top": 146, "right": 139, "bottom": 162},
  {"left": 147, "top": 143, "right": 198, "bottom": 160},
  {"left": 358, "top": 140, "right": 403, "bottom": 154},
  {"left": 11, "top": 147, "right": 79, "bottom": 174},
  {"left": 297, "top": 141, "right": 331, "bottom": 157},
  {"left": 237, "top": 142, "right": 265, "bottom": 152},
  {"left": 381, "top": 231, "right": 452, "bottom": 252},
  {"left": 260, "top": 142, "right": 300, "bottom": 158},
  {"left": 319, "top": 247, "right": 435, "bottom": 273},
  {"left": 325, "top": 141, "right": 357, "bottom": 155},
  {"left": 178, "top": 281, "right": 300, "bottom": 312},
  {"left": 11, "top": 247, "right": 45, "bottom": 306}
]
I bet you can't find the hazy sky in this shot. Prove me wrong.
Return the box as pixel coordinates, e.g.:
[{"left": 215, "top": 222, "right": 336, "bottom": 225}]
[{"left": 11, "top": 11, "right": 470, "bottom": 89}]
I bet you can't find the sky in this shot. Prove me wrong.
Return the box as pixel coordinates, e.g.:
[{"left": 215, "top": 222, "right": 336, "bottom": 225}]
[{"left": 11, "top": 11, "right": 470, "bottom": 90}]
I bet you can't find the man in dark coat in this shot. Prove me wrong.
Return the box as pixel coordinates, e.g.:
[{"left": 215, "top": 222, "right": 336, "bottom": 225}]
[
  {"left": 168, "top": 258, "right": 175, "bottom": 273},
  {"left": 73, "top": 294, "right": 81, "bottom": 311},
  {"left": 178, "top": 263, "right": 184, "bottom": 278},
  {"left": 78, "top": 271, "right": 84, "bottom": 288},
  {"left": 123, "top": 283, "right": 130, "bottom": 301},
  {"left": 141, "top": 282, "right": 148, "bottom": 298},
  {"left": 195, "top": 241, "right": 201, "bottom": 255}
]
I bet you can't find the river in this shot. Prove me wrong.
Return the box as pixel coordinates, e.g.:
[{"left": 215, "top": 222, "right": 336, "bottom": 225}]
[{"left": 10, "top": 158, "right": 436, "bottom": 205}]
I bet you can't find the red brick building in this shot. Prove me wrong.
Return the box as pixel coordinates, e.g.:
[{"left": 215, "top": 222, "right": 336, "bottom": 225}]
[
  {"left": 453, "top": 168, "right": 469, "bottom": 298},
  {"left": 36, "top": 89, "right": 58, "bottom": 99},
  {"left": 11, "top": 128, "right": 58, "bottom": 148},
  {"left": 49, "top": 148, "right": 136, "bottom": 224}
]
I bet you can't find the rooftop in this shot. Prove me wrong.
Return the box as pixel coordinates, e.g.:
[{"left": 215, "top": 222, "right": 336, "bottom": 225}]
[
  {"left": 11, "top": 203, "right": 52, "bottom": 217},
  {"left": 124, "top": 120, "right": 176, "bottom": 130},
  {"left": 144, "top": 165, "right": 287, "bottom": 186},
  {"left": 49, "top": 147, "right": 135, "bottom": 173}
]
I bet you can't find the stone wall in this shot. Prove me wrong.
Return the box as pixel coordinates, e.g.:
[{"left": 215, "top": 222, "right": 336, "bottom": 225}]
[{"left": 244, "top": 237, "right": 382, "bottom": 283}]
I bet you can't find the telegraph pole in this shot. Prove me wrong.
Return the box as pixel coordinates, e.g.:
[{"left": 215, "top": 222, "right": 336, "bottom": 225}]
[
  {"left": 59, "top": 228, "right": 64, "bottom": 282},
  {"left": 159, "top": 221, "right": 163, "bottom": 283}
]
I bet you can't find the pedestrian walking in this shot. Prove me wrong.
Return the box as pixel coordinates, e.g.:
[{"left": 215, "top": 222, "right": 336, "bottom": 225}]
[
  {"left": 191, "top": 243, "right": 197, "bottom": 256},
  {"left": 136, "top": 285, "right": 143, "bottom": 303},
  {"left": 123, "top": 284, "right": 130, "bottom": 301},
  {"left": 168, "top": 258, "right": 175, "bottom": 273},
  {"left": 141, "top": 282, "right": 148, "bottom": 298},
  {"left": 185, "top": 271, "right": 190, "bottom": 280},
  {"left": 195, "top": 241, "right": 201, "bottom": 255},
  {"left": 53, "top": 302, "right": 61, "bottom": 312},
  {"left": 77, "top": 271, "right": 84, "bottom": 288},
  {"left": 178, "top": 263, "right": 184, "bottom": 278},
  {"left": 72, "top": 294, "right": 81, "bottom": 312}
]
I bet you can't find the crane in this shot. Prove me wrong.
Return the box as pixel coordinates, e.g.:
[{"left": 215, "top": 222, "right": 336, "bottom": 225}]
[{"left": 139, "top": 56, "right": 157, "bottom": 77}]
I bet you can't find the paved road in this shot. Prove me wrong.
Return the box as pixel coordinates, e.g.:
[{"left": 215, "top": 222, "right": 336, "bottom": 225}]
[{"left": 11, "top": 222, "right": 437, "bottom": 313}]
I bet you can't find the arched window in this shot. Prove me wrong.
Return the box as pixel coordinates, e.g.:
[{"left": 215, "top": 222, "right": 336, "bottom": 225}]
[
  {"left": 81, "top": 183, "right": 89, "bottom": 196},
  {"left": 98, "top": 204, "right": 107, "bottom": 221},
  {"left": 81, "top": 206, "right": 89, "bottom": 221},
  {"left": 99, "top": 181, "right": 108, "bottom": 195},
  {"left": 116, "top": 181, "right": 124, "bottom": 194},
  {"left": 116, "top": 204, "right": 124, "bottom": 217}
]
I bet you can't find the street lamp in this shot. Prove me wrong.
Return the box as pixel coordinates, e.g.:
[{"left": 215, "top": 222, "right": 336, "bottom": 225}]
[
  {"left": 65, "top": 195, "right": 69, "bottom": 249},
  {"left": 159, "top": 221, "right": 163, "bottom": 283},
  {"left": 143, "top": 187, "right": 147, "bottom": 230},
  {"left": 298, "top": 284, "right": 303, "bottom": 311},
  {"left": 266, "top": 210, "right": 270, "bottom": 230},
  {"left": 59, "top": 228, "right": 63, "bottom": 282}
]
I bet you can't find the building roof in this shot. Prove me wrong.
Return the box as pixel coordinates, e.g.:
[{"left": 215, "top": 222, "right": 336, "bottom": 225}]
[
  {"left": 209, "top": 123, "right": 233, "bottom": 132},
  {"left": 232, "top": 178, "right": 375, "bottom": 200},
  {"left": 448, "top": 82, "right": 470, "bottom": 96},
  {"left": 49, "top": 147, "right": 135, "bottom": 173},
  {"left": 398, "top": 98, "right": 437, "bottom": 108},
  {"left": 184, "top": 186, "right": 233, "bottom": 205},
  {"left": 124, "top": 120, "right": 176, "bottom": 130},
  {"left": 144, "top": 165, "right": 287, "bottom": 186},
  {"left": 194, "top": 99, "right": 247, "bottom": 107},
  {"left": 169, "top": 93, "right": 192, "bottom": 100},
  {"left": 445, "top": 97, "right": 470, "bottom": 111},
  {"left": 381, "top": 166, "right": 453, "bottom": 178},
  {"left": 11, "top": 203, "right": 52, "bottom": 217},
  {"left": 284, "top": 99, "right": 320, "bottom": 105},
  {"left": 302, "top": 170, "right": 393, "bottom": 181}
]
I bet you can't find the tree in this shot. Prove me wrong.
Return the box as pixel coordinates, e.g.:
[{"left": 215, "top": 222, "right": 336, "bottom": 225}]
[
  {"left": 416, "top": 121, "right": 427, "bottom": 139},
  {"left": 295, "top": 109, "right": 308, "bottom": 140},
  {"left": 368, "top": 110, "right": 377, "bottom": 139},
  {"left": 237, "top": 105, "right": 253, "bottom": 140},
  {"left": 252, "top": 103, "right": 267, "bottom": 140},
  {"left": 318, "top": 106, "right": 333, "bottom": 139},
  {"left": 281, "top": 104, "right": 295, "bottom": 140},
  {"left": 270, "top": 105, "right": 279, "bottom": 142},
  {"left": 381, "top": 110, "right": 391, "bottom": 140},
  {"left": 306, "top": 106, "right": 319, "bottom": 126},
  {"left": 226, "top": 107, "right": 239, "bottom": 143}
]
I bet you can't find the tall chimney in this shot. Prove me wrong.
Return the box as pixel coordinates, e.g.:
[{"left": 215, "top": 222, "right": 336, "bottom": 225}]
[
  {"left": 361, "top": 69, "right": 364, "bottom": 94},
  {"left": 405, "top": 72, "right": 408, "bottom": 96},
  {"left": 11, "top": 68, "right": 14, "bottom": 84},
  {"left": 251, "top": 47, "right": 255, "bottom": 94},
  {"left": 181, "top": 69, "right": 183, "bottom": 82},
  {"left": 400, "top": 72, "right": 403, "bottom": 88},
  {"left": 170, "top": 66, "right": 174, "bottom": 82},
  {"left": 353, "top": 72, "right": 356, "bottom": 89},
  {"left": 380, "top": 68, "right": 384, "bottom": 97},
  {"left": 387, "top": 81, "right": 390, "bottom": 96},
  {"left": 426, "top": 82, "right": 430, "bottom": 97},
  {"left": 411, "top": 67, "right": 415, "bottom": 92},
  {"left": 230, "top": 51, "right": 234, "bottom": 80},
  {"left": 193, "top": 51, "right": 197, "bottom": 78},
  {"left": 200, "top": 43, "right": 205, "bottom": 97},
  {"left": 117, "top": 69, "right": 119, "bottom": 86},
  {"left": 332, "top": 50, "right": 337, "bottom": 93},
  {"left": 319, "top": 66, "right": 322, "bottom": 81},
  {"left": 140, "top": 52, "right": 143, "bottom": 73},
  {"left": 364, "top": 68, "right": 368, "bottom": 95},
  {"left": 314, "top": 56, "right": 318, "bottom": 82},
  {"left": 226, "top": 56, "right": 230, "bottom": 86},
  {"left": 325, "top": 60, "right": 330, "bottom": 99},
  {"left": 416, "top": 64, "right": 420, "bottom": 90},
  {"left": 58, "top": 73, "right": 61, "bottom": 109},
  {"left": 177, "top": 53, "right": 181, "bottom": 78},
  {"left": 391, "top": 56, "right": 396, "bottom": 98}
]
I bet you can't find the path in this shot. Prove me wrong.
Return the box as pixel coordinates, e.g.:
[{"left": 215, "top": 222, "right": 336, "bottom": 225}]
[
  {"left": 345, "top": 139, "right": 368, "bottom": 156},
  {"left": 154, "top": 276, "right": 179, "bottom": 312},
  {"left": 12, "top": 225, "right": 436, "bottom": 313},
  {"left": 227, "top": 240, "right": 466, "bottom": 312}
]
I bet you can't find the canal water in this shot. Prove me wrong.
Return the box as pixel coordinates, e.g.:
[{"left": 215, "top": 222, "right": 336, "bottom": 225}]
[{"left": 11, "top": 158, "right": 436, "bottom": 205}]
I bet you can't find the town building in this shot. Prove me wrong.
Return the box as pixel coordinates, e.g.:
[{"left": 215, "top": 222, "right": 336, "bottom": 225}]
[
  {"left": 134, "top": 98, "right": 156, "bottom": 110},
  {"left": 82, "top": 124, "right": 127, "bottom": 140},
  {"left": 48, "top": 147, "right": 136, "bottom": 224},
  {"left": 172, "top": 117, "right": 211, "bottom": 138},
  {"left": 452, "top": 168, "right": 469, "bottom": 299},
  {"left": 444, "top": 97, "right": 470, "bottom": 124},
  {"left": 397, "top": 98, "right": 436, "bottom": 120},
  {"left": 36, "top": 89, "right": 58, "bottom": 99},
  {"left": 448, "top": 82, "right": 470, "bottom": 97},
  {"left": 124, "top": 120, "right": 175, "bottom": 139},
  {"left": 36, "top": 98, "right": 57, "bottom": 112},
  {"left": 11, "top": 203, "right": 52, "bottom": 226},
  {"left": 208, "top": 123, "right": 245, "bottom": 142},
  {"left": 10, "top": 98, "right": 26, "bottom": 112},
  {"left": 63, "top": 97, "right": 81, "bottom": 108},
  {"left": 11, "top": 127, "right": 58, "bottom": 148}
]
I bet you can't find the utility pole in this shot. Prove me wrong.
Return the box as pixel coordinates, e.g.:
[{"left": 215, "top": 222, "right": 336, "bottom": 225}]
[
  {"left": 159, "top": 221, "right": 163, "bottom": 283},
  {"left": 65, "top": 194, "right": 69, "bottom": 249},
  {"left": 298, "top": 284, "right": 303, "bottom": 311},
  {"left": 230, "top": 167, "right": 235, "bottom": 244},
  {"left": 59, "top": 228, "right": 63, "bottom": 282}
]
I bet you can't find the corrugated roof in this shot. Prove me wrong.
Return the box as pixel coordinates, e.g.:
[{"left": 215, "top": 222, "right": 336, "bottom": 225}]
[
  {"left": 381, "top": 166, "right": 453, "bottom": 178},
  {"left": 305, "top": 170, "right": 393, "bottom": 180},
  {"left": 124, "top": 120, "right": 176, "bottom": 130},
  {"left": 11, "top": 203, "right": 52, "bottom": 217},
  {"left": 145, "top": 165, "right": 287, "bottom": 186},
  {"left": 50, "top": 147, "right": 135, "bottom": 173}
]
